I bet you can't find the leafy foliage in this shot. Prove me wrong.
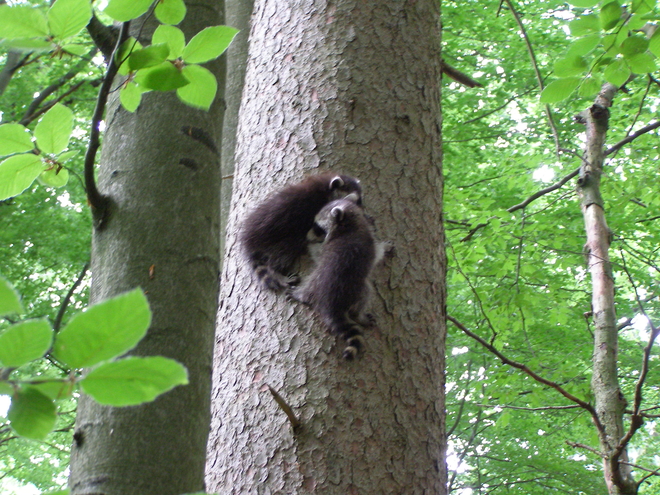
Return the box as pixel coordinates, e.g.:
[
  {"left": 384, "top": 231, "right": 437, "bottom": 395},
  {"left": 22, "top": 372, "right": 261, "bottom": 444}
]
[{"left": 444, "top": 0, "right": 660, "bottom": 493}]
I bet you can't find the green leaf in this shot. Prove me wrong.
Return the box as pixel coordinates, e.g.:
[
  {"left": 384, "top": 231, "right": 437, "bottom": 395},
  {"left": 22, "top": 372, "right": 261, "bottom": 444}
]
[
  {"left": 626, "top": 52, "right": 657, "bottom": 73},
  {"left": 603, "top": 58, "right": 631, "bottom": 86},
  {"left": 539, "top": 77, "right": 581, "bottom": 103},
  {"left": 104, "top": 0, "right": 153, "bottom": 22},
  {"left": 600, "top": 2, "right": 623, "bottom": 30},
  {"left": 128, "top": 43, "right": 170, "bottom": 71},
  {"left": 120, "top": 82, "right": 146, "bottom": 112},
  {"left": 30, "top": 380, "right": 74, "bottom": 401},
  {"left": 34, "top": 104, "right": 73, "bottom": 155},
  {"left": 182, "top": 26, "right": 239, "bottom": 64},
  {"left": 578, "top": 75, "right": 602, "bottom": 97},
  {"left": 0, "top": 154, "right": 44, "bottom": 201},
  {"left": 0, "top": 319, "right": 53, "bottom": 367},
  {"left": 620, "top": 35, "right": 649, "bottom": 57},
  {"left": 80, "top": 356, "right": 188, "bottom": 406},
  {"left": 47, "top": 0, "right": 92, "bottom": 40},
  {"left": 39, "top": 166, "right": 69, "bottom": 188},
  {"left": 0, "top": 124, "right": 34, "bottom": 156},
  {"left": 0, "top": 5, "right": 49, "bottom": 39},
  {"left": 135, "top": 62, "right": 189, "bottom": 91},
  {"left": 553, "top": 55, "right": 588, "bottom": 77},
  {"left": 569, "top": 15, "right": 600, "bottom": 37},
  {"left": 177, "top": 64, "right": 217, "bottom": 110},
  {"left": 0, "top": 277, "right": 23, "bottom": 316},
  {"left": 566, "top": 34, "right": 601, "bottom": 57},
  {"left": 631, "top": 0, "right": 654, "bottom": 15},
  {"left": 7, "top": 387, "right": 57, "bottom": 440},
  {"left": 649, "top": 28, "right": 660, "bottom": 57},
  {"left": 116, "top": 37, "right": 143, "bottom": 75},
  {"left": 62, "top": 43, "right": 89, "bottom": 56},
  {"left": 0, "top": 37, "right": 53, "bottom": 52},
  {"left": 57, "top": 150, "right": 79, "bottom": 163},
  {"left": 0, "top": 382, "right": 12, "bottom": 396},
  {"left": 155, "top": 0, "right": 187, "bottom": 25},
  {"left": 53, "top": 288, "right": 152, "bottom": 369},
  {"left": 153, "top": 25, "right": 186, "bottom": 59}
]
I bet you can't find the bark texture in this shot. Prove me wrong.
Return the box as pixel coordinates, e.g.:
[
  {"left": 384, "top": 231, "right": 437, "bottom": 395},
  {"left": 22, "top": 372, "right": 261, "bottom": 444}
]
[
  {"left": 578, "top": 83, "right": 637, "bottom": 495},
  {"left": 68, "top": 3, "right": 224, "bottom": 494},
  {"left": 220, "top": 0, "right": 253, "bottom": 265},
  {"left": 207, "top": 0, "right": 446, "bottom": 493}
]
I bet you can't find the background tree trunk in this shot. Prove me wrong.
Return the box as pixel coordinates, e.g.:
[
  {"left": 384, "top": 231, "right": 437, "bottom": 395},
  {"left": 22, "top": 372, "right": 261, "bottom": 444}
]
[
  {"left": 68, "top": 3, "right": 225, "bottom": 494},
  {"left": 220, "top": 0, "right": 253, "bottom": 266},
  {"left": 579, "top": 84, "right": 637, "bottom": 495},
  {"left": 206, "top": 0, "right": 446, "bottom": 493}
]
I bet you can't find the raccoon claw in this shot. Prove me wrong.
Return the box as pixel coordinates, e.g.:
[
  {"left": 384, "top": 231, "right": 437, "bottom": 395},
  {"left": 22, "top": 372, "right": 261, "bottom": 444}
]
[
  {"left": 363, "top": 313, "right": 377, "bottom": 327},
  {"left": 286, "top": 274, "right": 301, "bottom": 286}
]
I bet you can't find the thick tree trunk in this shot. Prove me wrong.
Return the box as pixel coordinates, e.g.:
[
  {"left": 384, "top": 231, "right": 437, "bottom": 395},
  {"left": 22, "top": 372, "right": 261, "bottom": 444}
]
[
  {"left": 68, "top": 4, "right": 224, "bottom": 494},
  {"left": 207, "top": 0, "right": 446, "bottom": 493},
  {"left": 578, "top": 83, "right": 637, "bottom": 495}
]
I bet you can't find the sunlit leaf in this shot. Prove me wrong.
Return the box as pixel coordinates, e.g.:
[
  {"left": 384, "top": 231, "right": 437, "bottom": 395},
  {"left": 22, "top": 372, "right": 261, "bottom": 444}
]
[
  {"left": 53, "top": 288, "right": 152, "bottom": 369},
  {"left": 182, "top": 26, "right": 239, "bottom": 64},
  {"left": 7, "top": 387, "right": 56, "bottom": 440},
  {"left": 155, "top": 0, "right": 187, "bottom": 25},
  {"left": 47, "top": 0, "right": 92, "bottom": 40},
  {"left": 600, "top": 2, "right": 622, "bottom": 30},
  {"left": 553, "top": 55, "right": 587, "bottom": 77},
  {"left": 0, "top": 319, "right": 53, "bottom": 367},
  {"left": 603, "top": 58, "right": 631, "bottom": 86},
  {"left": 0, "top": 277, "right": 23, "bottom": 317},
  {"left": 620, "top": 35, "right": 649, "bottom": 57},
  {"left": 128, "top": 43, "right": 170, "bottom": 71},
  {"left": 39, "top": 166, "right": 69, "bottom": 188},
  {"left": 0, "top": 154, "right": 43, "bottom": 201},
  {"left": 0, "top": 5, "right": 49, "bottom": 39},
  {"left": 539, "top": 77, "right": 580, "bottom": 103},
  {"left": 80, "top": 356, "right": 188, "bottom": 406},
  {"left": 104, "top": 0, "right": 153, "bottom": 22},
  {"left": 34, "top": 103, "right": 73, "bottom": 155},
  {"left": 569, "top": 15, "right": 600, "bottom": 37},
  {"left": 0, "top": 124, "right": 34, "bottom": 156},
  {"left": 153, "top": 25, "right": 186, "bottom": 59},
  {"left": 177, "top": 64, "right": 217, "bottom": 110}
]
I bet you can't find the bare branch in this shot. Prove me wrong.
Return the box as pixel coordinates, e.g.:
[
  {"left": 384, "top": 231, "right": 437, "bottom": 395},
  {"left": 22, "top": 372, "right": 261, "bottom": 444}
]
[
  {"left": 447, "top": 315, "right": 606, "bottom": 435},
  {"left": 605, "top": 120, "right": 660, "bottom": 156},
  {"left": 53, "top": 262, "right": 89, "bottom": 333},
  {"left": 507, "top": 167, "right": 580, "bottom": 213}
]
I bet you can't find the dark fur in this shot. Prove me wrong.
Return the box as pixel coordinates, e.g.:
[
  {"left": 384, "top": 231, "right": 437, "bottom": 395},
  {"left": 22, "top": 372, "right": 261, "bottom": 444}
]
[
  {"left": 289, "top": 193, "right": 380, "bottom": 360},
  {"left": 240, "top": 173, "right": 362, "bottom": 291}
]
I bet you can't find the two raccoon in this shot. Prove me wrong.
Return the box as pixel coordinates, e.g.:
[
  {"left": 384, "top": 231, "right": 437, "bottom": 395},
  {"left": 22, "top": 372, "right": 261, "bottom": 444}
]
[{"left": 240, "top": 173, "right": 388, "bottom": 359}]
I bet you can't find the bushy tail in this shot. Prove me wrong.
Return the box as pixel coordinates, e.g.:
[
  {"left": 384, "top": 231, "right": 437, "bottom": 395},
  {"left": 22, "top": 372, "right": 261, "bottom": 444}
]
[{"left": 329, "top": 318, "right": 367, "bottom": 360}]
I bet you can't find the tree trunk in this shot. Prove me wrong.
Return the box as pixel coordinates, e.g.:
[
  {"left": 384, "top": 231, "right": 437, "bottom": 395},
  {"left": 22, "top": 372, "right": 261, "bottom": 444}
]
[
  {"left": 220, "top": 0, "right": 253, "bottom": 266},
  {"left": 206, "top": 0, "right": 446, "bottom": 493},
  {"left": 68, "top": 3, "right": 225, "bottom": 494},
  {"left": 578, "top": 83, "right": 637, "bottom": 495}
]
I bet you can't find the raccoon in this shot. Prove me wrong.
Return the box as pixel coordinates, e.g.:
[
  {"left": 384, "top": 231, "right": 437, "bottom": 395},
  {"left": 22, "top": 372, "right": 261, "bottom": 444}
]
[
  {"left": 240, "top": 173, "right": 362, "bottom": 291},
  {"left": 289, "top": 193, "right": 389, "bottom": 359}
]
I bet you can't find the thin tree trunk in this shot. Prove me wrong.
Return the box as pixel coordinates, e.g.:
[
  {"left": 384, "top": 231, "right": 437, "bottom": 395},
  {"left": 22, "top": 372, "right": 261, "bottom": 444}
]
[
  {"left": 207, "top": 0, "right": 446, "bottom": 493},
  {"left": 578, "top": 83, "right": 637, "bottom": 495},
  {"left": 68, "top": 3, "right": 225, "bottom": 494}
]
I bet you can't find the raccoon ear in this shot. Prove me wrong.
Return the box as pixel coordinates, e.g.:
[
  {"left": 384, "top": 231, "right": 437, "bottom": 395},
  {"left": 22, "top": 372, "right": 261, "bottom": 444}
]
[
  {"left": 344, "top": 192, "right": 360, "bottom": 204},
  {"left": 331, "top": 206, "right": 345, "bottom": 221},
  {"left": 329, "top": 176, "right": 345, "bottom": 190}
]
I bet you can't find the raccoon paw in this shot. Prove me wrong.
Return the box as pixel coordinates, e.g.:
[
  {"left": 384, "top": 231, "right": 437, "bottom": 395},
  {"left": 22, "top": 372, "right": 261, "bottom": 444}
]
[{"left": 286, "top": 274, "right": 301, "bottom": 287}]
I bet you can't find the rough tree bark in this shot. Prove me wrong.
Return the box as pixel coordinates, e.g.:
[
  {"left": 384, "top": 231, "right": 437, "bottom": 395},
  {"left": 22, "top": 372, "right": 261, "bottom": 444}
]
[
  {"left": 68, "top": 3, "right": 225, "bottom": 494},
  {"left": 578, "top": 83, "right": 638, "bottom": 495},
  {"left": 206, "top": 0, "right": 446, "bottom": 493}
]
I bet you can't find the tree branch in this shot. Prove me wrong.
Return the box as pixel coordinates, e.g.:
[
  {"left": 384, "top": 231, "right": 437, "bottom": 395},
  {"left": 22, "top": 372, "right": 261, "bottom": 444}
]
[
  {"left": 605, "top": 120, "right": 660, "bottom": 157},
  {"left": 53, "top": 262, "right": 89, "bottom": 333},
  {"left": 447, "top": 315, "right": 606, "bottom": 435},
  {"left": 85, "top": 21, "right": 130, "bottom": 229},
  {"left": 507, "top": 167, "right": 580, "bottom": 213}
]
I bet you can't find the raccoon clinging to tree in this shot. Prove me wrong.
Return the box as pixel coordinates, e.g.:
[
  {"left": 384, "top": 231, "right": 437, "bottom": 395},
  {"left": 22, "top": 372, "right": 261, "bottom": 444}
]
[
  {"left": 240, "top": 173, "right": 362, "bottom": 291},
  {"left": 288, "top": 192, "right": 390, "bottom": 359}
]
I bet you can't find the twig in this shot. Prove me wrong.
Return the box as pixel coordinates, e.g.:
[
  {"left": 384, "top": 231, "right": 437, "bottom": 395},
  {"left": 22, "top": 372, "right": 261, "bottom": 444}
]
[
  {"left": 507, "top": 167, "right": 580, "bottom": 213},
  {"left": 503, "top": 0, "right": 560, "bottom": 153},
  {"left": 84, "top": 21, "right": 130, "bottom": 229},
  {"left": 566, "top": 441, "right": 606, "bottom": 458},
  {"left": 53, "top": 262, "right": 89, "bottom": 333},
  {"left": 605, "top": 120, "right": 660, "bottom": 156},
  {"left": 447, "top": 315, "right": 606, "bottom": 435},
  {"left": 267, "top": 385, "right": 300, "bottom": 429}
]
